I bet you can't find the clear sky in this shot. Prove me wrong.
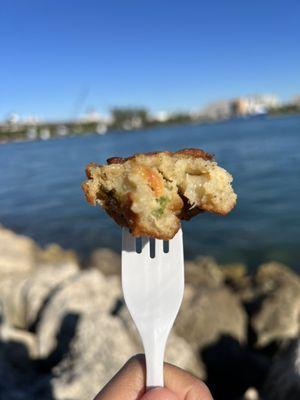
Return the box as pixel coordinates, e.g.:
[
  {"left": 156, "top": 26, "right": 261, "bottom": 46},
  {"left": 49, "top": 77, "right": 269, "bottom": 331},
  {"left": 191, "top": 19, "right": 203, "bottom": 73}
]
[{"left": 1, "top": 0, "right": 299, "bottom": 120}]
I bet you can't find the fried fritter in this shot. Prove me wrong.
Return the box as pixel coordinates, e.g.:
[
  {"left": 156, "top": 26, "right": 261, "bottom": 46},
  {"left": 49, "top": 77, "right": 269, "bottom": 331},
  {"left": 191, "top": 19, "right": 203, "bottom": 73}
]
[{"left": 82, "top": 148, "right": 237, "bottom": 239}]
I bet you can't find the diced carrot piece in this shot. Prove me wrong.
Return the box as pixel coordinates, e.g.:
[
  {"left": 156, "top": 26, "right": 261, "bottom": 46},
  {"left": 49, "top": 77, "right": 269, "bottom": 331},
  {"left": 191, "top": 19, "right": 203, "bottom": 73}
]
[{"left": 139, "top": 166, "right": 163, "bottom": 197}]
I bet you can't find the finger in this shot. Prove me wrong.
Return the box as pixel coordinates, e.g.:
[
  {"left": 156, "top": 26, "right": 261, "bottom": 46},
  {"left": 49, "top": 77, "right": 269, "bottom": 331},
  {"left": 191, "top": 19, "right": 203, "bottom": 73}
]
[
  {"left": 164, "top": 364, "right": 213, "bottom": 400},
  {"left": 141, "top": 387, "right": 179, "bottom": 400},
  {"left": 94, "top": 354, "right": 146, "bottom": 400},
  {"left": 94, "top": 354, "right": 213, "bottom": 400}
]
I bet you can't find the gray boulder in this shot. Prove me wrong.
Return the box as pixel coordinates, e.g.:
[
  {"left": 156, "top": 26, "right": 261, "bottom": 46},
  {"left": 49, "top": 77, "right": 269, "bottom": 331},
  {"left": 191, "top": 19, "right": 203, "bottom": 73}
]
[
  {"left": 222, "top": 263, "right": 248, "bottom": 285},
  {"left": 166, "top": 332, "right": 206, "bottom": 378},
  {"left": 0, "top": 225, "right": 78, "bottom": 278},
  {"left": 0, "top": 226, "right": 39, "bottom": 276},
  {"left": 0, "top": 274, "right": 29, "bottom": 328},
  {"left": 185, "top": 256, "right": 223, "bottom": 288},
  {"left": 0, "top": 262, "right": 79, "bottom": 330},
  {"left": 252, "top": 286, "right": 300, "bottom": 347},
  {"left": 255, "top": 262, "right": 300, "bottom": 292},
  {"left": 252, "top": 262, "right": 300, "bottom": 347},
  {"left": 175, "top": 285, "right": 247, "bottom": 350},
  {"left": 36, "top": 270, "right": 122, "bottom": 358},
  {"left": 23, "top": 262, "right": 78, "bottom": 329},
  {"left": 35, "top": 243, "right": 78, "bottom": 267},
  {"left": 89, "top": 248, "right": 121, "bottom": 276},
  {"left": 50, "top": 312, "right": 137, "bottom": 400},
  {"left": 0, "top": 226, "right": 80, "bottom": 330},
  {"left": 221, "top": 263, "right": 254, "bottom": 301}
]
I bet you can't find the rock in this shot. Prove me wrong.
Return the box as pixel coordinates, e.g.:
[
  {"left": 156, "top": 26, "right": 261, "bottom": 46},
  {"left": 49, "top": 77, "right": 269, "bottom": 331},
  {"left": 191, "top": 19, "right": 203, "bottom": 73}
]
[
  {"left": 36, "top": 243, "right": 78, "bottom": 267},
  {"left": 221, "top": 263, "right": 255, "bottom": 303},
  {"left": 185, "top": 256, "right": 223, "bottom": 288},
  {"left": 252, "top": 286, "right": 300, "bottom": 347},
  {"left": 0, "top": 225, "right": 78, "bottom": 277},
  {"left": 255, "top": 262, "right": 300, "bottom": 292},
  {"left": 165, "top": 333, "right": 205, "bottom": 378},
  {"left": 0, "top": 262, "right": 79, "bottom": 330},
  {"left": 234, "top": 280, "right": 258, "bottom": 304},
  {"left": 181, "top": 283, "right": 198, "bottom": 308},
  {"left": 262, "top": 339, "right": 300, "bottom": 400},
  {"left": 175, "top": 286, "right": 247, "bottom": 350},
  {"left": 0, "top": 325, "right": 37, "bottom": 360},
  {"left": 89, "top": 247, "right": 121, "bottom": 276},
  {"left": 36, "top": 270, "right": 122, "bottom": 358},
  {"left": 222, "top": 263, "right": 247, "bottom": 282},
  {"left": 0, "top": 274, "right": 29, "bottom": 328},
  {"left": 36, "top": 269, "right": 203, "bottom": 400},
  {"left": 23, "top": 262, "right": 79, "bottom": 329},
  {"left": 50, "top": 312, "right": 136, "bottom": 400},
  {"left": 0, "top": 227, "right": 80, "bottom": 330},
  {"left": 0, "top": 226, "right": 39, "bottom": 276},
  {"left": 222, "top": 263, "right": 249, "bottom": 289},
  {"left": 252, "top": 262, "right": 300, "bottom": 347},
  {"left": 6, "top": 225, "right": 300, "bottom": 400}
]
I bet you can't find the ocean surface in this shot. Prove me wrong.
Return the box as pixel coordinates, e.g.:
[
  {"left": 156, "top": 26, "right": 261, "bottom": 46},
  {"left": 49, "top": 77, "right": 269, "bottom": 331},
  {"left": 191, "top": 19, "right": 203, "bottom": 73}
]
[{"left": 1, "top": 115, "right": 300, "bottom": 271}]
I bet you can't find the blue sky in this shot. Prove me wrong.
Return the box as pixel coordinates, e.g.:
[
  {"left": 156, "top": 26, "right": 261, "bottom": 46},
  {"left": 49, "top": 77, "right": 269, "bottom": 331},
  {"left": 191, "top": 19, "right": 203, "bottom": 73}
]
[{"left": 1, "top": 0, "right": 299, "bottom": 120}]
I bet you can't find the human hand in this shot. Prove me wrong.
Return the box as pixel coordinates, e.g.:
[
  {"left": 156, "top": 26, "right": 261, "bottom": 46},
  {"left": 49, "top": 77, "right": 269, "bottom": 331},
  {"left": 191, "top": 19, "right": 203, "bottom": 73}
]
[{"left": 94, "top": 354, "right": 213, "bottom": 400}]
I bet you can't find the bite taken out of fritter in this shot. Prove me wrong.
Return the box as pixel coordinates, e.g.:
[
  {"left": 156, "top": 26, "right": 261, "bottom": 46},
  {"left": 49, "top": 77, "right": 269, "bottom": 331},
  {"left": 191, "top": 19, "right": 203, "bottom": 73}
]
[{"left": 82, "top": 148, "right": 237, "bottom": 240}]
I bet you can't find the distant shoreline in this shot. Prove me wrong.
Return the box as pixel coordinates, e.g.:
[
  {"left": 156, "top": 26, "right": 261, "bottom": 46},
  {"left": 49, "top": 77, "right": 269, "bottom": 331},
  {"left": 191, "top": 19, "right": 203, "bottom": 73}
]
[{"left": 1, "top": 111, "right": 300, "bottom": 145}]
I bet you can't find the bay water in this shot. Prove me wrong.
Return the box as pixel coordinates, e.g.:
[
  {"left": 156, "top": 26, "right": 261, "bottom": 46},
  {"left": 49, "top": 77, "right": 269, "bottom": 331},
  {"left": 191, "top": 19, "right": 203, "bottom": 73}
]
[{"left": 1, "top": 115, "right": 299, "bottom": 271}]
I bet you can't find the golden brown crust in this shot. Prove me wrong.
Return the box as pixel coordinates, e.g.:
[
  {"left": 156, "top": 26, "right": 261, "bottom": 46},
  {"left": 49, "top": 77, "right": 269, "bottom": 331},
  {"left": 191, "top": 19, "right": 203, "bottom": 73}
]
[
  {"left": 85, "top": 162, "right": 97, "bottom": 178},
  {"left": 174, "top": 148, "right": 213, "bottom": 160},
  {"left": 107, "top": 148, "right": 213, "bottom": 165},
  {"left": 81, "top": 181, "right": 96, "bottom": 205}
]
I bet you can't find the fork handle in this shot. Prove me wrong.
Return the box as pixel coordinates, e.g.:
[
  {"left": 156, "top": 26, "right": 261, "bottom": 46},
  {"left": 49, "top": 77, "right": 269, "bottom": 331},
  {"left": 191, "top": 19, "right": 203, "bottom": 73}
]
[{"left": 142, "top": 332, "right": 168, "bottom": 388}]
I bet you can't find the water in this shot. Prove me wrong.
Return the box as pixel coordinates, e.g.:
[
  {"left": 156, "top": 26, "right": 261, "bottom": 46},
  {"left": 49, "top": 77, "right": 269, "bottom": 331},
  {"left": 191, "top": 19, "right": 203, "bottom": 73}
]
[{"left": 1, "top": 115, "right": 300, "bottom": 270}]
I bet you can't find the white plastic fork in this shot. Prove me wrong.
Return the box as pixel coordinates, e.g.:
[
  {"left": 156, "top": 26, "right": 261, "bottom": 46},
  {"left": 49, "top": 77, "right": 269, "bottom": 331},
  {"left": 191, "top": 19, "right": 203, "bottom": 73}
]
[{"left": 122, "top": 228, "right": 184, "bottom": 388}]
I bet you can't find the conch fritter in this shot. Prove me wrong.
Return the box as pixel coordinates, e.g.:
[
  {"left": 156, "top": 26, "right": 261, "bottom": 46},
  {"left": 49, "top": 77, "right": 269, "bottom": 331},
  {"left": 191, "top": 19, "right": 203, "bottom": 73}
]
[{"left": 82, "top": 148, "right": 237, "bottom": 239}]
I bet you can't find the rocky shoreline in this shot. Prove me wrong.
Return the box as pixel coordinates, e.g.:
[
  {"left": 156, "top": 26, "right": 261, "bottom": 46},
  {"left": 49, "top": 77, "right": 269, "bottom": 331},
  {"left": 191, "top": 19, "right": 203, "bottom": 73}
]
[{"left": 0, "top": 225, "right": 299, "bottom": 400}]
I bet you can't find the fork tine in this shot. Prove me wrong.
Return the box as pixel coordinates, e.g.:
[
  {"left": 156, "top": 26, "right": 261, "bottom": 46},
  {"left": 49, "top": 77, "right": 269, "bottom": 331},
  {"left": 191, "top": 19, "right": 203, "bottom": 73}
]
[
  {"left": 141, "top": 237, "right": 150, "bottom": 256},
  {"left": 122, "top": 229, "right": 136, "bottom": 252}
]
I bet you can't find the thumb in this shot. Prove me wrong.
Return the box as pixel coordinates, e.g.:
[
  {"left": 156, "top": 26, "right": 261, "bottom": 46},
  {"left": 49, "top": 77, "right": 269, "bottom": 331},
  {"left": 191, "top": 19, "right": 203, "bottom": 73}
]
[{"left": 141, "top": 387, "right": 179, "bottom": 400}]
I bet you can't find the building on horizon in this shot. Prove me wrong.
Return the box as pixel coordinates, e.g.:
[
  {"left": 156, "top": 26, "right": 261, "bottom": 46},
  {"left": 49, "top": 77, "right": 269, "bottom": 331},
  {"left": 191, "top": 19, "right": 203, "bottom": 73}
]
[
  {"left": 198, "top": 100, "right": 234, "bottom": 120},
  {"left": 233, "top": 94, "right": 279, "bottom": 116},
  {"left": 197, "top": 94, "right": 280, "bottom": 121}
]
